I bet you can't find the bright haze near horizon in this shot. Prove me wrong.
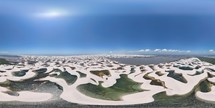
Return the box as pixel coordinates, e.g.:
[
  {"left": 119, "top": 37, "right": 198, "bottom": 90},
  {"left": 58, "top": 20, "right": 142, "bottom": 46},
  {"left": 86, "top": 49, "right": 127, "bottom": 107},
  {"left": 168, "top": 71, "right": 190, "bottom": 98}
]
[{"left": 0, "top": 0, "right": 215, "bottom": 55}]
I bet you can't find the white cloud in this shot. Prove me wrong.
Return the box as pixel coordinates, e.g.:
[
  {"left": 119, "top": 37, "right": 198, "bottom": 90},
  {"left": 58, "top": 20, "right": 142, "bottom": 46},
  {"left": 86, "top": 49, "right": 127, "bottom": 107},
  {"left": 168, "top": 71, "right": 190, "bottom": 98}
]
[
  {"left": 138, "top": 49, "right": 191, "bottom": 53},
  {"left": 209, "top": 49, "right": 214, "bottom": 52},
  {"left": 209, "top": 49, "right": 214, "bottom": 53},
  {"left": 139, "top": 49, "right": 151, "bottom": 52},
  {"left": 139, "top": 49, "right": 145, "bottom": 52},
  {"left": 162, "top": 49, "right": 168, "bottom": 52},
  {"left": 145, "top": 49, "right": 150, "bottom": 52},
  {"left": 154, "top": 49, "right": 161, "bottom": 52},
  {"left": 186, "top": 50, "right": 191, "bottom": 53}
]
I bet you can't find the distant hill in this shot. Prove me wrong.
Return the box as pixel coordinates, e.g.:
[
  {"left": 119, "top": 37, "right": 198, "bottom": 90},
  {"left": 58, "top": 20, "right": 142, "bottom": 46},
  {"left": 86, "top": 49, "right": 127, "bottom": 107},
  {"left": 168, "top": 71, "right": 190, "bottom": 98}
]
[
  {"left": 198, "top": 57, "right": 215, "bottom": 64},
  {"left": 0, "top": 54, "right": 20, "bottom": 58}
]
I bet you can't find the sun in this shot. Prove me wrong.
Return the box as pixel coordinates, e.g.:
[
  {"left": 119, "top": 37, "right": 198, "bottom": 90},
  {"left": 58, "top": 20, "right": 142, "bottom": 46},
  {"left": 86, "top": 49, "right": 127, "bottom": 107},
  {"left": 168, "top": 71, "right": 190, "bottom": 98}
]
[
  {"left": 35, "top": 10, "right": 67, "bottom": 18},
  {"left": 43, "top": 11, "right": 61, "bottom": 17}
]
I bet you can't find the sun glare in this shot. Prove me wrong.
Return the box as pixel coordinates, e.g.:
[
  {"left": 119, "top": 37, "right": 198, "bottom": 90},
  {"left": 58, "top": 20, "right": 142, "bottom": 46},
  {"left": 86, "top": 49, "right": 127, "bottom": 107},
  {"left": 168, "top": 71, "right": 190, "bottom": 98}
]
[
  {"left": 35, "top": 10, "right": 67, "bottom": 18},
  {"left": 45, "top": 11, "right": 61, "bottom": 17}
]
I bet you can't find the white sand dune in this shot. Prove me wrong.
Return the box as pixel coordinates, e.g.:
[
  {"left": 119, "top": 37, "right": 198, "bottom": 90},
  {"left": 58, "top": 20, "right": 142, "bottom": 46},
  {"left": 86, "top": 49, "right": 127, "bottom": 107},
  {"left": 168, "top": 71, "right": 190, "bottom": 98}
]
[
  {"left": 0, "top": 87, "right": 52, "bottom": 102},
  {"left": 0, "top": 56, "right": 215, "bottom": 105}
]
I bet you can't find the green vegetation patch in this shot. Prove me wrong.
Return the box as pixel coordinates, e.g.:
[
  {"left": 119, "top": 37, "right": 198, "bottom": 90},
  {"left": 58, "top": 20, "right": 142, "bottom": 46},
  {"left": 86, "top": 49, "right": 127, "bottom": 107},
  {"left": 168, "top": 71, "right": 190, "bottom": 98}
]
[
  {"left": 197, "top": 80, "right": 213, "bottom": 92},
  {"left": 143, "top": 72, "right": 167, "bottom": 88},
  {"left": 149, "top": 65, "right": 155, "bottom": 71},
  {"left": 130, "top": 66, "right": 135, "bottom": 74},
  {"left": 3, "top": 91, "right": 19, "bottom": 96},
  {"left": 150, "top": 79, "right": 167, "bottom": 88},
  {"left": 207, "top": 72, "right": 215, "bottom": 78},
  {"left": 90, "top": 70, "right": 111, "bottom": 78},
  {"left": 55, "top": 71, "right": 78, "bottom": 85},
  {"left": 167, "top": 71, "right": 187, "bottom": 83},
  {"left": 153, "top": 91, "right": 194, "bottom": 106},
  {"left": 152, "top": 79, "right": 213, "bottom": 106},
  {"left": 0, "top": 58, "right": 10, "bottom": 65},
  {"left": 206, "top": 68, "right": 215, "bottom": 72},
  {"left": 77, "top": 71, "right": 87, "bottom": 78},
  {"left": 143, "top": 72, "right": 153, "bottom": 80},
  {"left": 77, "top": 74, "right": 144, "bottom": 101},
  {"left": 155, "top": 71, "right": 164, "bottom": 76}
]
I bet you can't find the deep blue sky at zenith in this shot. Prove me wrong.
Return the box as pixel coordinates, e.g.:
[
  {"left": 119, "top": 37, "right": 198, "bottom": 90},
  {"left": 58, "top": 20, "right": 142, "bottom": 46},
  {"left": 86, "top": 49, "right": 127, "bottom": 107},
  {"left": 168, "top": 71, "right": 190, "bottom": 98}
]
[{"left": 0, "top": 0, "right": 215, "bottom": 55}]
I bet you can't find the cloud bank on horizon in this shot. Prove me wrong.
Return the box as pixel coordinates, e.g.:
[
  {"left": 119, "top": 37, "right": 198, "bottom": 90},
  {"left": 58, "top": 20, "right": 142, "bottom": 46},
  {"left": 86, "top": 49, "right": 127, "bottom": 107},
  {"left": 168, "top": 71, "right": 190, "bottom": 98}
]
[
  {"left": 138, "top": 49, "right": 191, "bottom": 53},
  {"left": 0, "top": 0, "right": 215, "bottom": 54}
]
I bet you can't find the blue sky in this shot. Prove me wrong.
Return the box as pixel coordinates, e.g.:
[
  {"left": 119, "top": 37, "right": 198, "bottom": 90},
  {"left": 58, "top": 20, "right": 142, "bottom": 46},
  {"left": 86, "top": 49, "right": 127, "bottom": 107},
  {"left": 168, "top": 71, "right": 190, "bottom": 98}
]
[{"left": 0, "top": 0, "right": 215, "bottom": 55}]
